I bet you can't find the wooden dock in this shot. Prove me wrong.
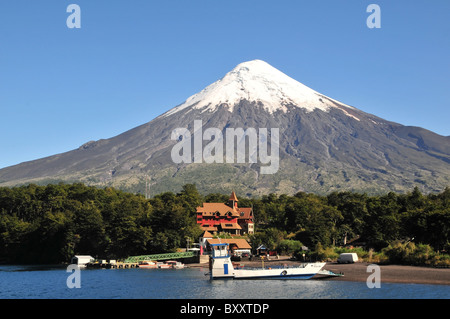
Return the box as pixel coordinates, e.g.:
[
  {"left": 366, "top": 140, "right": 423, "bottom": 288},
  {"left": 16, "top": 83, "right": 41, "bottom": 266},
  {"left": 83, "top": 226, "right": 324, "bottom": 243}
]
[
  {"left": 85, "top": 260, "right": 139, "bottom": 269},
  {"left": 112, "top": 262, "right": 139, "bottom": 269},
  {"left": 83, "top": 251, "right": 199, "bottom": 269}
]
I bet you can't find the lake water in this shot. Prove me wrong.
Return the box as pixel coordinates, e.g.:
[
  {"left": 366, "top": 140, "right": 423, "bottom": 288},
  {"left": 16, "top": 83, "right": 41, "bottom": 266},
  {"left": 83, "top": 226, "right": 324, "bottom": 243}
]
[{"left": 1, "top": 264, "right": 449, "bottom": 300}]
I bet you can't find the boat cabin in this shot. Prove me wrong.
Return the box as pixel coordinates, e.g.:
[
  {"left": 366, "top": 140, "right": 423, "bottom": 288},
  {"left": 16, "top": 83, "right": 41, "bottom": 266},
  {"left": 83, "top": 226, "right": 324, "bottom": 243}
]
[{"left": 211, "top": 243, "right": 231, "bottom": 258}]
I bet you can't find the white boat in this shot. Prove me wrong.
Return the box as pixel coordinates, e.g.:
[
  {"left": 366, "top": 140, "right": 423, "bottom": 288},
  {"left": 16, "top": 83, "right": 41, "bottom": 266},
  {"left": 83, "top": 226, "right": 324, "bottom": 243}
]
[
  {"left": 139, "top": 261, "right": 157, "bottom": 269},
  {"left": 166, "top": 260, "right": 185, "bottom": 269},
  {"left": 209, "top": 243, "right": 326, "bottom": 280},
  {"left": 157, "top": 262, "right": 171, "bottom": 269}
]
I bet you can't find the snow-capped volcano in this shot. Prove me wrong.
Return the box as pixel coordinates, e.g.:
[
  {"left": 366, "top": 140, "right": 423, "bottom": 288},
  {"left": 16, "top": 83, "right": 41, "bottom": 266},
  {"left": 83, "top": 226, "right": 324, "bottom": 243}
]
[
  {"left": 163, "top": 60, "right": 357, "bottom": 118},
  {"left": 1, "top": 59, "right": 449, "bottom": 196}
]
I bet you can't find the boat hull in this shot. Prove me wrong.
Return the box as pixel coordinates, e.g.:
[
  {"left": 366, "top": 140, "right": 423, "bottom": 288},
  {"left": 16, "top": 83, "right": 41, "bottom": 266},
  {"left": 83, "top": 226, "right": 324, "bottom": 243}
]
[
  {"left": 234, "top": 274, "right": 316, "bottom": 280},
  {"left": 232, "top": 263, "right": 326, "bottom": 280},
  {"left": 234, "top": 273, "right": 317, "bottom": 280}
]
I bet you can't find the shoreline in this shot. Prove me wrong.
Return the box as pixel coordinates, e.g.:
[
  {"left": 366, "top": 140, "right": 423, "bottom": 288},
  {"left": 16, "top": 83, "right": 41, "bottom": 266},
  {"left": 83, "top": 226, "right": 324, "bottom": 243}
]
[
  {"left": 188, "top": 257, "right": 450, "bottom": 286},
  {"left": 323, "top": 262, "right": 450, "bottom": 286}
]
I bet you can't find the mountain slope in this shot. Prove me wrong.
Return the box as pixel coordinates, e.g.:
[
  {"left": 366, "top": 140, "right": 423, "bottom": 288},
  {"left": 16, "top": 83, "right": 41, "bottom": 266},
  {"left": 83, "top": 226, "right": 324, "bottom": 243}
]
[{"left": 0, "top": 60, "right": 449, "bottom": 196}]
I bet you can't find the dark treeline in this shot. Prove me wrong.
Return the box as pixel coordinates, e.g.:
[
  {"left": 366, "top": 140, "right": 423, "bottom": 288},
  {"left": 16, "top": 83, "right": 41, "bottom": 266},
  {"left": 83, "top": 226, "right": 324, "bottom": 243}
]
[
  {"left": 1, "top": 183, "right": 449, "bottom": 264},
  {"left": 0, "top": 183, "right": 203, "bottom": 264},
  {"left": 252, "top": 187, "right": 450, "bottom": 252}
]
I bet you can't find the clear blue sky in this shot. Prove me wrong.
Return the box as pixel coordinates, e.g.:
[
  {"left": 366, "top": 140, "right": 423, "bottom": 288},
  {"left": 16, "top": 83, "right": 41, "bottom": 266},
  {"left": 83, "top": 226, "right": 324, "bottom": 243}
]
[{"left": 1, "top": 1, "right": 449, "bottom": 169}]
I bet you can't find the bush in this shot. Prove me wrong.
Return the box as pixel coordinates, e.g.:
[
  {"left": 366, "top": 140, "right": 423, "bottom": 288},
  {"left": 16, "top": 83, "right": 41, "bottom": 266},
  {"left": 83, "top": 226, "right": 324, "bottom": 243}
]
[
  {"left": 276, "top": 239, "right": 303, "bottom": 255},
  {"left": 382, "top": 241, "right": 450, "bottom": 267},
  {"left": 382, "top": 241, "right": 410, "bottom": 264},
  {"left": 429, "top": 254, "right": 450, "bottom": 267},
  {"left": 305, "top": 243, "right": 339, "bottom": 262}
]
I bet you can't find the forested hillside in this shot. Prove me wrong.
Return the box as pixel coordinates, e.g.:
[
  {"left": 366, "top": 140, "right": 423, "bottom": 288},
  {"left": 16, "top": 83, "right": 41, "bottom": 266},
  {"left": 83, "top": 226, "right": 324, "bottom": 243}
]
[{"left": 1, "top": 183, "right": 449, "bottom": 264}]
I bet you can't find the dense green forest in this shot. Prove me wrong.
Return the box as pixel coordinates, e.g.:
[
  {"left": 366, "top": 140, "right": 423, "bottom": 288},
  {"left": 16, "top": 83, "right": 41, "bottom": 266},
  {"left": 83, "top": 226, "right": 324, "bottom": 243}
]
[{"left": 0, "top": 183, "right": 449, "bottom": 265}]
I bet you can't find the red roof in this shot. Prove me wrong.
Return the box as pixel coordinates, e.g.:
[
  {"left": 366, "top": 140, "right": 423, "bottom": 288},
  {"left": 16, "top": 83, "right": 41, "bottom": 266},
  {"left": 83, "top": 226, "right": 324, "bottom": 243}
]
[
  {"left": 201, "top": 231, "right": 214, "bottom": 238},
  {"left": 196, "top": 203, "right": 239, "bottom": 217},
  {"left": 206, "top": 238, "right": 251, "bottom": 249},
  {"left": 229, "top": 191, "right": 238, "bottom": 202},
  {"left": 220, "top": 223, "right": 242, "bottom": 230},
  {"left": 196, "top": 192, "right": 253, "bottom": 223},
  {"left": 238, "top": 207, "right": 253, "bottom": 219},
  {"left": 201, "top": 225, "right": 218, "bottom": 231}
]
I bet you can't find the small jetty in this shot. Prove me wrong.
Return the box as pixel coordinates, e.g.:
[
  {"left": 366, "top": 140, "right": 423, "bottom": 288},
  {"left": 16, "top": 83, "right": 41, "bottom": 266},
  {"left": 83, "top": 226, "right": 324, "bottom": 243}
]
[
  {"left": 83, "top": 260, "right": 184, "bottom": 269},
  {"left": 73, "top": 252, "right": 194, "bottom": 269},
  {"left": 84, "top": 260, "right": 139, "bottom": 269}
]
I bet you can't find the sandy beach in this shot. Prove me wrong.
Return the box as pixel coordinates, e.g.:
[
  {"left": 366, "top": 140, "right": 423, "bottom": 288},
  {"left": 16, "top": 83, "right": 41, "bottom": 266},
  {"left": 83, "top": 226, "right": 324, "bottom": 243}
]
[
  {"left": 322, "top": 262, "right": 450, "bottom": 285},
  {"left": 190, "top": 257, "right": 450, "bottom": 285}
]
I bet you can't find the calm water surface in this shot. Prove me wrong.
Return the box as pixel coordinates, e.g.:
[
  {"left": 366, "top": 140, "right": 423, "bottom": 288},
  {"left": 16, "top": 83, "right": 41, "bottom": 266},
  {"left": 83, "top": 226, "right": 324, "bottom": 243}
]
[{"left": 0, "top": 265, "right": 449, "bottom": 299}]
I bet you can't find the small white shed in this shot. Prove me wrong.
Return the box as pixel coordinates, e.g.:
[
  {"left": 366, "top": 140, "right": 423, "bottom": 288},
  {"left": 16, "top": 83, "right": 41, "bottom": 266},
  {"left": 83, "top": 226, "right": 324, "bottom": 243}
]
[{"left": 71, "top": 255, "right": 94, "bottom": 267}]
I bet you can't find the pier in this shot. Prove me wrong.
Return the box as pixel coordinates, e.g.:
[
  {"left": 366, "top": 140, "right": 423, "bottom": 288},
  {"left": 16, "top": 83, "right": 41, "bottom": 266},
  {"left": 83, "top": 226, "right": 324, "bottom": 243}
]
[
  {"left": 85, "top": 260, "right": 139, "bottom": 269},
  {"left": 111, "top": 262, "right": 139, "bottom": 269},
  {"left": 124, "top": 251, "right": 197, "bottom": 263},
  {"left": 83, "top": 251, "right": 199, "bottom": 269}
]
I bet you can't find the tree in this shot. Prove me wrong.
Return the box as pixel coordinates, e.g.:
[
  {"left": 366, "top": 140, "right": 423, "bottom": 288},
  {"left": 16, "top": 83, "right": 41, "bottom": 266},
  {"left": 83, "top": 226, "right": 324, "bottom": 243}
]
[
  {"left": 71, "top": 200, "right": 106, "bottom": 257},
  {"left": 104, "top": 193, "right": 153, "bottom": 258},
  {"left": 249, "top": 228, "right": 285, "bottom": 251},
  {"left": 363, "top": 193, "right": 402, "bottom": 249},
  {"left": 327, "top": 191, "right": 368, "bottom": 245},
  {"left": 178, "top": 184, "right": 203, "bottom": 216}
]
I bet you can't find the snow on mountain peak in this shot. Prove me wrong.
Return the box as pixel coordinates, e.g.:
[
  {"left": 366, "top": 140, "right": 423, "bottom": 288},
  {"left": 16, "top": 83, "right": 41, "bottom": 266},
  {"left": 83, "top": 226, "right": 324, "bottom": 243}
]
[{"left": 163, "top": 60, "right": 357, "bottom": 119}]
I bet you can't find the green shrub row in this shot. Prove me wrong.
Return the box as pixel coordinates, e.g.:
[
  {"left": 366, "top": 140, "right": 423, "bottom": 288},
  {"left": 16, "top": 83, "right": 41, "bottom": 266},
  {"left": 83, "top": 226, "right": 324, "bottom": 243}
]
[{"left": 291, "top": 242, "right": 450, "bottom": 267}]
